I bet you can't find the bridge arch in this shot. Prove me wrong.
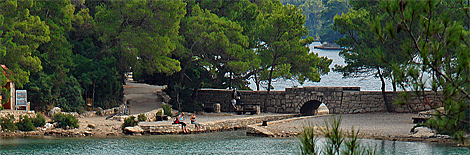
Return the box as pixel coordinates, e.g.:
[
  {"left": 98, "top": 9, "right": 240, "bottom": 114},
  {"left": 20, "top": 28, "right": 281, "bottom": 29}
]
[
  {"left": 300, "top": 100, "right": 322, "bottom": 116},
  {"left": 294, "top": 95, "right": 330, "bottom": 114}
]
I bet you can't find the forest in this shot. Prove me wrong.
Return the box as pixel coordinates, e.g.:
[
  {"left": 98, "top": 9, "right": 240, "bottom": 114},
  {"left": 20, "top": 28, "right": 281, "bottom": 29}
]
[
  {"left": 0, "top": 0, "right": 332, "bottom": 113},
  {"left": 1, "top": 0, "right": 469, "bottom": 141}
]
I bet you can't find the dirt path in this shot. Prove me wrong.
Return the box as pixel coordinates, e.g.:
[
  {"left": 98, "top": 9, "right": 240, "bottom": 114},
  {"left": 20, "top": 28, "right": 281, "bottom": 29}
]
[
  {"left": 123, "top": 79, "right": 166, "bottom": 115},
  {"left": 266, "top": 112, "right": 415, "bottom": 138}
]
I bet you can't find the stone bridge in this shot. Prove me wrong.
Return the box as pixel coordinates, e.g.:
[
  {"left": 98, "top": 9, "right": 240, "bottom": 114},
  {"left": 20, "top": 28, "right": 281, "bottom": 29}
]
[{"left": 197, "top": 87, "right": 442, "bottom": 115}]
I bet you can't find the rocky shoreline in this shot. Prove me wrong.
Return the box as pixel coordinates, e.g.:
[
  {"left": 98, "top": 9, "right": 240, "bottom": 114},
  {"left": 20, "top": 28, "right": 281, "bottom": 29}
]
[
  {"left": 0, "top": 111, "right": 465, "bottom": 147},
  {"left": 246, "top": 112, "right": 465, "bottom": 146}
]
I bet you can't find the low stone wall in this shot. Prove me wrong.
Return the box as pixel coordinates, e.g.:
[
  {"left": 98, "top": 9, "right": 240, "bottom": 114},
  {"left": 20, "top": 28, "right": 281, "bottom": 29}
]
[
  {"left": 80, "top": 104, "right": 127, "bottom": 118},
  {"left": 0, "top": 110, "right": 36, "bottom": 122},
  {"left": 139, "top": 114, "right": 297, "bottom": 134},
  {"left": 198, "top": 87, "right": 443, "bottom": 114}
]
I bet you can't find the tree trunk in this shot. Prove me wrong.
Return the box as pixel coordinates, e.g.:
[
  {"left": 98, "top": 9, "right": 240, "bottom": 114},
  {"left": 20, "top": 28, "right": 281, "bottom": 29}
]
[
  {"left": 378, "top": 68, "right": 393, "bottom": 112},
  {"left": 92, "top": 81, "right": 96, "bottom": 107},
  {"left": 264, "top": 59, "right": 277, "bottom": 112},
  {"left": 254, "top": 70, "right": 260, "bottom": 91},
  {"left": 179, "top": 59, "right": 192, "bottom": 85}
]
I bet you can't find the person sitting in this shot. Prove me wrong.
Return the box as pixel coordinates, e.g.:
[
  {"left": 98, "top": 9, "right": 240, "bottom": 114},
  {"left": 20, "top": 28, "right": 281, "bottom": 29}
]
[
  {"left": 190, "top": 113, "right": 202, "bottom": 131},
  {"left": 233, "top": 88, "right": 243, "bottom": 108},
  {"left": 176, "top": 112, "right": 188, "bottom": 133}
]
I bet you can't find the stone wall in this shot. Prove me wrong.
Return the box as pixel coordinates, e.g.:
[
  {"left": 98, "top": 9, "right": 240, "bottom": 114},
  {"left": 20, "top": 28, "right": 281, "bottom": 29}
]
[
  {"left": 198, "top": 87, "right": 443, "bottom": 114},
  {"left": 0, "top": 110, "right": 36, "bottom": 122},
  {"left": 138, "top": 114, "right": 297, "bottom": 134}
]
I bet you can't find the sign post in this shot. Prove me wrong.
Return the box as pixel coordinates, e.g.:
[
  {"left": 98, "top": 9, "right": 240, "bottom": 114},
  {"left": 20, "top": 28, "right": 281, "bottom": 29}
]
[{"left": 15, "top": 90, "right": 28, "bottom": 110}]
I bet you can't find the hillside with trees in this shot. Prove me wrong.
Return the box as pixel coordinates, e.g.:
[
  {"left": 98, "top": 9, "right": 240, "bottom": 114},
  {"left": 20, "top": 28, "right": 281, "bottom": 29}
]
[
  {"left": 0, "top": 0, "right": 331, "bottom": 113},
  {"left": 280, "top": 0, "right": 350, "bottom": 43}
]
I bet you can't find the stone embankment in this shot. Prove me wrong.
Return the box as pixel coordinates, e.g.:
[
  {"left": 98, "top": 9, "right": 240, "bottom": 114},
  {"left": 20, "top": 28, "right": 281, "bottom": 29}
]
[
  {"left": 0, "top": 110, "right": 36, "bottom": 120},
  {"left": 136, "top": 114, "right": 297, "bottom": 134}
]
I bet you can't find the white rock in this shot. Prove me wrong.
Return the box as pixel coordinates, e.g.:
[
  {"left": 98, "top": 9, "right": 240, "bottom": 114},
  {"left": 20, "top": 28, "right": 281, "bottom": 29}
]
[
  {"left": 48, "top": 107, "right": 62, "bottom": 116},
  {"left": 124, "top": 126, "right": 143, "bottom": 134},
  {"left": 411, "top": 127, "right": 435, "bottom": 138},
  {"left": 44, "top": 123, "right": 54, "bottom": 129},
  {"left": 315, "top": 103, "right": 329, "bottom": 115}
]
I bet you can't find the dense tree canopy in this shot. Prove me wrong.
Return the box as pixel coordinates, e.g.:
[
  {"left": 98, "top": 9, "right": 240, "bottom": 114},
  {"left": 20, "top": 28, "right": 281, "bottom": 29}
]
[
  {"left": 1, "top": 0, "right": 331, "bottom": 114},
  {"left": 334, "top": 0, "right": 470, "bottom": 144}
]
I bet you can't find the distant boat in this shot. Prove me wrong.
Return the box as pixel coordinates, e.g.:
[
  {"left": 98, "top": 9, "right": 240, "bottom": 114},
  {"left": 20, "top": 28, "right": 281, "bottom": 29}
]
[{"left": 314, "top": 43, "right": 345, "bottom": 50}]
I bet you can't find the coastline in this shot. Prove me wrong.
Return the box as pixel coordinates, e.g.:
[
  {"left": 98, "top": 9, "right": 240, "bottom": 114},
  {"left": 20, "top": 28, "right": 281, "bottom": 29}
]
[
  {"left": 247, "top": 112, "right": 460, "bottom": 145},
  {"left": 0, "top": 112, "right": 461, "bottom": 146}
]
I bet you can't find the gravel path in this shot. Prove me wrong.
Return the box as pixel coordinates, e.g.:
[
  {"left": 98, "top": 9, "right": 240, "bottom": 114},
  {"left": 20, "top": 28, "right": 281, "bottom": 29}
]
[
  {"left": 266, "top": 112, "right": 415, "bottom": 138},
  {"left": 123, "top": 79, "right": 166, "bottom": 115}
]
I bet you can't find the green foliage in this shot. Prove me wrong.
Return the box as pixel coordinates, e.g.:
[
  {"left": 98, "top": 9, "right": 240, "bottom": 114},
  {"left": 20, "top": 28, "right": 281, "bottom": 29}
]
[
  {"left": 299, "top": 123, "right": 319, "bottom": 155},
  {"left": 137, "top": 114, "right": 146, "bottom": 122},
  {"left": 299, "top": 115, "right": 377, "bottom": 155},
  {"left": 121, "top": 116, "right": 138, "bottom": 131},
  {"left": 52, "top": 113, "right": 79, "bottom": 129},
  {"left": 282, "top": 0, "right": 350, "bottom": 42},
  {"left": 319, "top": 116, "right": 344, "bottom": 155},
  {"left": 0, "top": 0, "right": 49, "bottom": 88},
  {"left": 95, "top": 110, "right": 102, "bottom": 116},
  {"left": 95, "top": 0, "right": 186, "bottom": 78},
  {"left": 16, "top": 115, "right": 35, "bottom": 131},
  {"left": 32, "top": 113, "right": 46, "bottom": 127},
  {"left": 0, "top": 114, "right": 17, "bottom": 131},
  {"left": 336, "top": 0, "right": 470, "bottom": 143},
  {"left": 162, "top": 103, "right": 172, "bottom": 117}
]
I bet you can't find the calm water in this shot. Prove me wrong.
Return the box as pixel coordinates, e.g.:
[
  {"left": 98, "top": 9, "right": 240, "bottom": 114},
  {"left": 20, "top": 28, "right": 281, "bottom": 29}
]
[
  {"left": 248, "top": 42, "right": 394, "bottom": 91},
  {"left": 1, "top": 131, "right": 469, "bottom": 155}
]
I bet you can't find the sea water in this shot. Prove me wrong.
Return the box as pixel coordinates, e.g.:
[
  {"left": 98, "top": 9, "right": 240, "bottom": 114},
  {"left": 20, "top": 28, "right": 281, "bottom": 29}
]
[{"left": 0, "top": 131, "right": 468, "bottom": 155}]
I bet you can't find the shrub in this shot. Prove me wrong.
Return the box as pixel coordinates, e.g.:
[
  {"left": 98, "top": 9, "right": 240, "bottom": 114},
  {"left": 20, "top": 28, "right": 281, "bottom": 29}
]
[
  {"left": 299, "top": 115, "right": 377, "bottom": 155},
  {"left": 95, "top": 110, "right": 102, "bottom": 116},
  {"left": 32, "top": 113, "right": 46, "bottom": 127},
  {"left": 137, "top": 114, "right": 146, "bottom": 122},
  {"left": 52, "top": 113, "right": 79, "bottom": 129},
  {"left": 16, "top": 115, "right": 35, "bottom": 131},
  {"left": 162, "top": 103, "right": 172, "bottom": 117},
  {"left": 156, "top": 109, "right": 163, "bottom": 116},
  {"left": 121, "top": 116, "right": 137, "bottom": 130},
  {"left": 0, "top": 114, "right": 17, "bottom": 131}
]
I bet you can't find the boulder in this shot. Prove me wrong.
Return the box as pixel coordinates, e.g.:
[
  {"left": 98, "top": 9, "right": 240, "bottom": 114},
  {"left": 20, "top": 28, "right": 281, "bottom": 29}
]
[
  {"left": 84, "top": 130, "right": 92, "bottom": 136},
  {"left": 411, "top": 127, "right": 435, "bottom": 138},
  {"left": 315, "top": 103, "right": 329, "bottom": 115},
  {"left": 124, "top": 126, "right": 144, "bottom": 134},
  {"left": 87, "top": 124, "right": 96, "bottom": 129},
  {"left": 48, "top": 107, "right": 62, "bottom": 116}
]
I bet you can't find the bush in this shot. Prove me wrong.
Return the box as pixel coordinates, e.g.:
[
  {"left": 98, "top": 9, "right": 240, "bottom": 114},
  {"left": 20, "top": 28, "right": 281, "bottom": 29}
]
[
  {"left": 95, "top": 110, "right": 102, "bottom": 116},
  {"left": 32, "top": 113, "right": 46, "bottom": 127},
  {"left": 121, "top": 116, "right": 138, "bottom": 130},
  {"left": 0, "top": 115, "right": 17, "bottom": 131},
  {"left": 299, "top": 115, "right": 377, "bottom": 155},
  {"left": 16, "top": 115, "right": 35, "bottom": 131},
  {"left": 162, "top": 103, "right": 172, "bottom": 117},
  {"left": 137, "top": 114, "right": 146, "bottom": 122},
  {"left": 52, "top": 113, "right": 79, "bottom": 129},
  {"left": 156, "top": 109, "right": 163, "bottom": 116}
]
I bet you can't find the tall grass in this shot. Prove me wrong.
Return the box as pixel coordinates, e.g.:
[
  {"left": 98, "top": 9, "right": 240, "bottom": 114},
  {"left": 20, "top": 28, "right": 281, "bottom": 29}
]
[{"left": 299, "top": 115, "right": 377, "bottom": 155}]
